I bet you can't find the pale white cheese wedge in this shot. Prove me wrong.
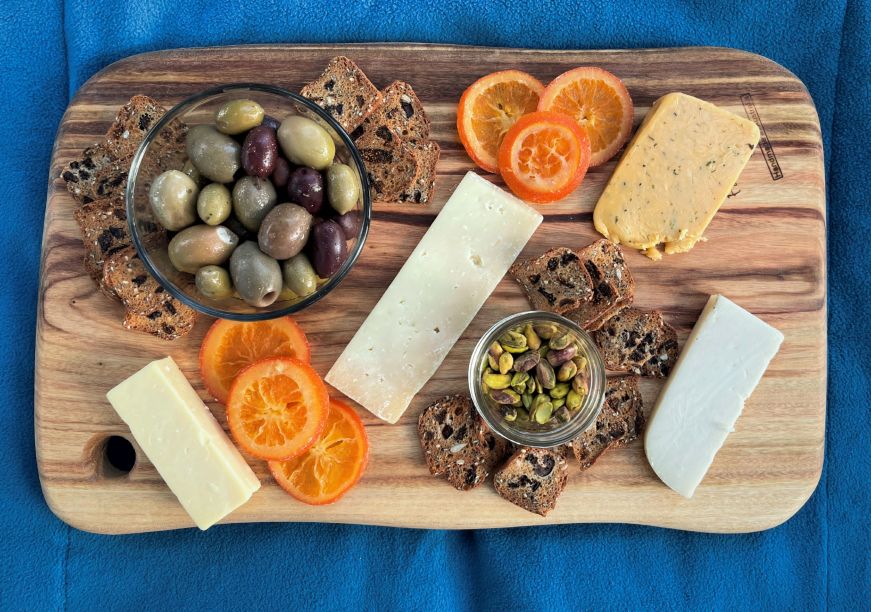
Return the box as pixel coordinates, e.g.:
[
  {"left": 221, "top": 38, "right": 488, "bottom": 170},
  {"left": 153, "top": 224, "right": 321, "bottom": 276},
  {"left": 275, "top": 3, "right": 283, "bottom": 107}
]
[
  {"left": 644, "top": 295, "right": 783, "bottom": 498},
  {"left": 326, "top": 172, "right": 543, "bottom": 423},
  {"left": 106, "top": 357, "right": 260, "bottom": 530}
]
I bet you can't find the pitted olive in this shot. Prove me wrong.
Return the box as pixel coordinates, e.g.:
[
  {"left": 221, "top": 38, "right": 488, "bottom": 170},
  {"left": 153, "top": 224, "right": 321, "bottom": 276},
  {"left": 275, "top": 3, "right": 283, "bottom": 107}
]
[
  {"left": 257, "top": 203, "right": 313, "bottom": 260},
  {"left": 277, "top": 115, "right": 335, "bottom": 170},
  {"left": 197, "top": 183, "right": 232, "bottom": 225},
  {"left": 281, "top": 253, "right": 318, "bottom": 298},
  {"left": 229, "top": 241, "right": 282, "bottom": 307},
  {"left": 186, "top": 125, "right": 241, "bottom": 183},
  {"left": 149, "top": 169, "right": 199, "bottom": 231},
  {"left": 195, "top": 265, "right": 233, "bottom": 299},
  {"left": 215, "top": 99, "right": 264, "bottom": 135},
  {"left": 326, "top": 163, "right": 360, "bottom": 215},
  {"left": 232, "top": 176, "right": 277, "bottom": 232},
  {"left": 168, "top": 225, "right": 239, "bottom": 274}
]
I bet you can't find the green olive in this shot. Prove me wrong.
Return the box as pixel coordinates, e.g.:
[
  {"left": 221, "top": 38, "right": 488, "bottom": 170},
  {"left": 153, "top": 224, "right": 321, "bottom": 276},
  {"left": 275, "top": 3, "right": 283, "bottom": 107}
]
[
  {"left": 197, "top": 183, "right": 232, "bottom": 225},
  {"left": 168, "top": 225, "right": 239, "bottom": 274},
  {"left": 277, "top": 285, "right": 298, "bottom": 302},
  {"left": 215, "top": 99, "right": 265, "bottom": 135},
  {"left": 281, "top": 253, "right": 318, "bottom": 298},
  {"left": 149, "top": 170, "right": 199, "bottom": 231},
  {"left": 229, "top": 241, "right": 282, "bottom": 307},
  {"left": 182, "top": 159, "right": 204, "bottom": 186},
  {"left": 195, "top": 265, "right": 233, "bottom": 299},
  {"left": 277, "top": 115, "right": 335, "bottom": 170},
  {"left": 186, "top": 125, "right": 241, "bottom": 183},
  {"left": 232, "top": 176, "right": 277, "bottom": 232},
  {"left": 326, "top": 163, "right": 360, "bottom": 215}
]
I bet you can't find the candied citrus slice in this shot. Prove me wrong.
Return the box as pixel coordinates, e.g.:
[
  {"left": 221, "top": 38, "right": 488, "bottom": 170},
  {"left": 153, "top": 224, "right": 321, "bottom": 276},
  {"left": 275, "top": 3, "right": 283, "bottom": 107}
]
[
  {"left": 538, "top": 67, "right": 633, "bottom": 166},
  {"left": 457, "top": 70, "right": 545, "bottom": 173},
  {"left": 497, "top": 110, "right": 591, "bottom": 203},
  {"left": 226, "top": 357, "right": 328, "bottom": 461},
  {"left": 199, "top": 317, "right": 310, "bottom": 403},
  {"left": 269, "top": 398, "right": 369, "bottom": 505}
]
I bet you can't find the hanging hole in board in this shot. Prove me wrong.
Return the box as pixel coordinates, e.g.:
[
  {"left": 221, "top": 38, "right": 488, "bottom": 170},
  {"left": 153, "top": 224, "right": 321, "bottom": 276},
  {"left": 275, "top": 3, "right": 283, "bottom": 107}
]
[{"left": 102, "top": 435, "right": 136, "bottom": 476}]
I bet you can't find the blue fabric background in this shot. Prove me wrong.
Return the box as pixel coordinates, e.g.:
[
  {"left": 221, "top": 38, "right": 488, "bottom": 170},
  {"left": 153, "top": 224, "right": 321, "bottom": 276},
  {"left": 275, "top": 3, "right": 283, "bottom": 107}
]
[{"left": 1, "top": 0, "right": 868, "bottom": 609}]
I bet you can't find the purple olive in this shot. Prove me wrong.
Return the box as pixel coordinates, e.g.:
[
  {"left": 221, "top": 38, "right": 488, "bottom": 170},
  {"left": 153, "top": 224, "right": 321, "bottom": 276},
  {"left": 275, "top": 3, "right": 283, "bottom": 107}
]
[
  {"left": 241, "top": 126, "right": 278, "bottom": 178},
  {"left": 271, "top": 157, "right": 291, "bottom": 188},
  {"left": 333, "top": 211, "right": 361, "bottom": 239},
  {"left": 287, "top": 167, "right": 324, "bottom": 214},
  {"left": 262, "top": 115, "right": 281, "bottom": 131},
  {"left": 309, "top": 220, "right": 348, "bottom": 278}
]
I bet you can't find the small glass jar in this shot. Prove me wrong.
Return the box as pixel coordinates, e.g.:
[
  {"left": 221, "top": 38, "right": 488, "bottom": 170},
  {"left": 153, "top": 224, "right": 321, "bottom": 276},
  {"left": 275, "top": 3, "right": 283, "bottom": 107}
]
[{"left": 468, "top": 311, "right": 606, "bottom": 448}]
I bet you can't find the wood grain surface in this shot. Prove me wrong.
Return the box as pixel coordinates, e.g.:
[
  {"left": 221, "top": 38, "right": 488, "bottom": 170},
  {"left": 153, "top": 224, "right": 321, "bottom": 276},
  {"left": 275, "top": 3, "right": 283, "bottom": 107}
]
[{"left": 35, "top": 44, "right": 826, "bottom": 534}]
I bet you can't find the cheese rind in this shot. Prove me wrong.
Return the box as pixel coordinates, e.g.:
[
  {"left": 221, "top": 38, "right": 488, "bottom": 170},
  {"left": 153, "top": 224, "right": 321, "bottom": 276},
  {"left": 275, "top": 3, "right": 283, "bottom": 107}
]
[
  {"left": 644, "top": 295, "right": 783, "bottom": 498},
  {"left": 106, "top": 357, "right": 260, "bottom": 529},
  {"left": 326, "top": 172, "right": 542, "bottom": 423},
  {"left": 594, "top": 92, "right": 760, "bottom": 260}
]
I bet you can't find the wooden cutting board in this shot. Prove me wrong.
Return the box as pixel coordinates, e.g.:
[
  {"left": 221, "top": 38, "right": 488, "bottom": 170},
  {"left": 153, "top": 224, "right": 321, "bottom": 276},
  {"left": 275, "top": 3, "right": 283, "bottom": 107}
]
[{"left": 36, "top": 44, "right": 825, "bottom": 534}]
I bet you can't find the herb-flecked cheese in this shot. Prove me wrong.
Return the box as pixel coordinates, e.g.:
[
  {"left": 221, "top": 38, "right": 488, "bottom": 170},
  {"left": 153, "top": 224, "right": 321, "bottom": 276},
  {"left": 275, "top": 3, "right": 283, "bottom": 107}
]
[{"left": 593, "top": 93, "right": 760, "bottom": 260}]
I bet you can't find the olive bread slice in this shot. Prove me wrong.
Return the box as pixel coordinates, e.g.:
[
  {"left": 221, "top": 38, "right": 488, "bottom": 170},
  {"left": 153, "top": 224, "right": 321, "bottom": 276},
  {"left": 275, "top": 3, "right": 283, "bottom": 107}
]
[
  {"left": 399, "top": 141, "right": 440, "bottom": 205},
  {"left": 73, "top": 197, "right": 131, "bottom": 289},
  {"left": 564, "top": 239, "right": 635, "bottom": 330},
  {"left": 592, "top": 308, "right": 679, "bottom": 377},
  {"left": 300, "top": 56, "right": 383, "bottom": 134},
  {"left": 61, "top": 143, "right": 116, "bottom": 204},
  {"left": 104, "top": 95, "right": 167, "bottom": 159},
  {"left": 493, "top": 447, "right": 569, "bottom": 516},
  {"left": 418, "top": 394, "right": 512, "bottom": 491},
  {"left": 351, "top": 80, "right": 431, "bottom": 146},
  {"left": 570, "top": 376, "right": 644, "bottom": 470},
  {"left": 509, "top": 247, "right": 594, "bottom": 313},
  {"left": 355, "top": 131, "right": 420, "bottom": 203}
]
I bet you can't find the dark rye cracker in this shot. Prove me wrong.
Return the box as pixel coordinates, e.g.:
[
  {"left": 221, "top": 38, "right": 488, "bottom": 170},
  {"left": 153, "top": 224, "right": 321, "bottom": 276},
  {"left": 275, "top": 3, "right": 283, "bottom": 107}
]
[
  {"left": 509, "top": 247, "right": 594, "bottom": 313},
  {"left": 593, "top": 308, "right": 679, "bottom": 377},
  {"left": 351, "top": 80, "right": 431, "bottom": 146},
  {"left": 418, "top": 394, "right": 512, "bottom": 491},
  {"left": 399, "top": 141, "right": 440, "bottom": 205},
  {"left": 493, "top": 447, "right": 569, "bottom": 516},
  {"left": 300, "top": 56, "right": 382, "bottom": 133},
  {"left": 565, "top": 239, "right": 635, "bottom": 330},
  {"left": 104, "top": 95, "right": 167, "bottom": 159},
  {"left": 355, "top": 131, "right": 420, "bottom": 203},
  {"left": 73, "top": 198, "right": 131, "bottom": 289},
  {"left": 102, "top": 246, "right": 197, "bottom": 340},
  {"left": 570, "top": 376, "right": 644, "bottom": 470}
]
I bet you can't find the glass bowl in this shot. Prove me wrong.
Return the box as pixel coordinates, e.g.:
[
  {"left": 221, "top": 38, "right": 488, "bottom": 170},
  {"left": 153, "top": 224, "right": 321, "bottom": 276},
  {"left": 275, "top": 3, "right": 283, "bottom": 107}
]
[
  {"left": 468, "top": 311, "right": 606, "bottom": 448},
  {"left": 125, "top": 83, "right": 371, "bottom": 321}
]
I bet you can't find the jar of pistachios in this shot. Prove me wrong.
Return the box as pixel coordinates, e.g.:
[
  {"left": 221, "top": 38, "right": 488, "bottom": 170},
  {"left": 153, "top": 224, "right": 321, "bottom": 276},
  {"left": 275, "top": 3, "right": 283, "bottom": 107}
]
[{"left": 469, "top": 311, "right": 606, "bottom": 447}]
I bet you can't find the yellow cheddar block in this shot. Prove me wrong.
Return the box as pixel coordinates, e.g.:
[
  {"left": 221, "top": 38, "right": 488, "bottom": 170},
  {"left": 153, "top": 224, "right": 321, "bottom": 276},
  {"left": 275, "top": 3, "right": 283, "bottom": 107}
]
[{"left": 593, "top": 93, "right": 760, "bottom": 260}]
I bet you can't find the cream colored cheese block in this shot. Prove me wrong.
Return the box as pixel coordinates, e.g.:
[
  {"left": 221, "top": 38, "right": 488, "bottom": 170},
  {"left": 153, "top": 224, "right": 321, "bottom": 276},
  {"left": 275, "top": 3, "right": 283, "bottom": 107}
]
[
  {"left": 594, "top": 92, "right": 760, "bottom": 260},
  {"left": 326, "top": 172, "right": 542, "bottom": 423},
  {"left": 644, "top": 295, "right": 783, "bottom": 498},
  {"left": 106, "top": 357, "right": 260, "bottom": 530}
]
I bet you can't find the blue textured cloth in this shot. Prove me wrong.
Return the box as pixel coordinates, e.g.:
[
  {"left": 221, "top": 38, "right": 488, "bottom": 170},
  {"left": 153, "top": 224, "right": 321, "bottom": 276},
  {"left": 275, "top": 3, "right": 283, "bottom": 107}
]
[{"left": 1, "top": 0, "right": 868, "bottom": 609}]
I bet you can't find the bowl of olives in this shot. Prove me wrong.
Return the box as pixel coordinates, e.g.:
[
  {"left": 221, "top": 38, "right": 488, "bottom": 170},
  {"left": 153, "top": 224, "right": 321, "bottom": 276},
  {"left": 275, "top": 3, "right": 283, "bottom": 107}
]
[{"left": 126, "top": 83, "right": 371, "bottom": 320}]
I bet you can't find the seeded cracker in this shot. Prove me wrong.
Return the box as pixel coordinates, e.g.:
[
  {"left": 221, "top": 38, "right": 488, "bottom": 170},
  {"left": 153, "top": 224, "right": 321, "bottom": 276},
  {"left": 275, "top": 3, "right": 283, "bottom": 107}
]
[
  {"left": 509, "top": 247, "right": 594, "bottom": 314},
  {"left": 592, "top": 308, "right": 679, "bottom": 377},
  {"left": 418, "top": 394, "right": 512, "bottom": 490},
  {"left": 300, "top": 56, "right": 383, "bottom": 133},
  {"left": 493, "top": 447, "right": 569, "bottom": 516},
  {"left": 564, "top": 239, "right": 635, "bottom": 330},
  {"left": 570, "top": 376, "right": 644, "bottom": 470}
]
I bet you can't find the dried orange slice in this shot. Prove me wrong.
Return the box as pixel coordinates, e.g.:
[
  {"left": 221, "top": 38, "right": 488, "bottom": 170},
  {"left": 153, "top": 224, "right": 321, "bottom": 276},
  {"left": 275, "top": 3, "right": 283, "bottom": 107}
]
[
  {"left": 226, "top": 357, "right": 328, "bottom": 461},
  {"left": 538, "top": 67, "right": 633, "bottom": 166},
  {"left": 269, "top": 398, "right": 369, "bottom": 505},
  {"left": 199, "top": 317, "right": 310, "bottom": 403},
  {"left": 497, "top": 111, "right": 591, "bottom": 203},
  {"left": 457, "top": 70, "right": 545, "bottom": 173}
]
